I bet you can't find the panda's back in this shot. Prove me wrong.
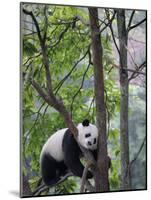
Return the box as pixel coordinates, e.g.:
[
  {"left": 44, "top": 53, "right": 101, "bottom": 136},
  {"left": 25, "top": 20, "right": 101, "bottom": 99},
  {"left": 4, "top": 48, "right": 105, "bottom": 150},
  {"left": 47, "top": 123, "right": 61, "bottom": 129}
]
[{"left": 40, "top": 128, "right": 68, "bottom": 162}]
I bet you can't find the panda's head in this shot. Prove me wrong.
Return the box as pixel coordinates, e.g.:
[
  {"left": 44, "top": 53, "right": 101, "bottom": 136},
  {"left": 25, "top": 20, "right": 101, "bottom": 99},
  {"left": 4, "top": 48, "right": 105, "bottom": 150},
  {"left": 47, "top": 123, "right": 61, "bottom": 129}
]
[{"left": 77, "top": 119, "right": 98, "bottom": 150}]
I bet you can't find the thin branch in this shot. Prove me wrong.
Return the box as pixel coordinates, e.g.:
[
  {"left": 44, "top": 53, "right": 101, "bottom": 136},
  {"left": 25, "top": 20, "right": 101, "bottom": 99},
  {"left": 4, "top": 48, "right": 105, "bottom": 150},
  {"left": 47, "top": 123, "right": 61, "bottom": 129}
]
[
  {"left": 130, "top": 136, "right": 146, "bottom": 167},
  {"left": 49, "top": 24, "right": 70, "bottom": 48},
  {"left": 43, "top": 5, "right": 48, "bottom": 43},
  {"left": 124, "top": 42, "right": 141, "bottom": 70},
  {"left": 42, "top": 104, "right": 49, "bottom": 121},
  {"left": 53, "top": 15, "right": 89, "bottom": 26},
  {"left": 125, "top": 136, "right": 146, "bottom": 180},
  {"left": 23, "top": 53, "right": 41, "bottom": 66},
  {"left": 75, "top": 15, "right": 89, "bottom": 26},
  {"left": 129, "top": 37, "right": 145, "bottom": 44},
  {"left": 31, "top": 80, "right": 52, "bottom": 105},
  {"left": 70, "top": 63, "right": 91, "bottom": 119},
  {"left": 33, "top": 172, "right": 73, "bottom": 196},
  {"left": 100, "top": 10, "right": 116, "bottom": 33},
  {"left": 128, "top": 61, "right": 146, "bottom": 82},
  {"left": 23, "top": 8, "right": 43, "bottom": 43},
  {"left": 124, "top": 67, "right": 146, "bottom": 75},
  {"left": 25, "top": 101, "right": 45, "bottom": 134},
  {"left": 23, "top": 8, "right": 54, "bottom": 97},
  {"left": 85, "top": 97, "right": 95, "bottom": 118},
  {"left": 127, "top": 10, "right": 135, "bottom": 30},
  {"left": 54, "top": 46, "right": 90, "bottom": 94},
  {"left": 127, "top": 18, "right": 146, "bottom": 32},
  {"left": 107, "top": 16, "right": 121, "bottom": 57}
]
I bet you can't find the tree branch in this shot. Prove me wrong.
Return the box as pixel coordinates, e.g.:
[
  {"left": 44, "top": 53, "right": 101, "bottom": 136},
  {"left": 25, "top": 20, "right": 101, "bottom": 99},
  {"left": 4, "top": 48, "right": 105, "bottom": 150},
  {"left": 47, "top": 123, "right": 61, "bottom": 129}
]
[
  {"left": 31, "top": 80, "right": 51, "bottom": 105},
  {"left": 49, "top": 24, "right": 70, "bottom": 48},
  {"left": 80, "top": 162, "right": 94, "bottom": 192},
  {"left": 23, "top": 8, "right": 43, "bottom": 43},
  {"left": 127, "top": 18, "right": 146, "bottom": 32},
  {"left": 70, "top": 62, "right": 91, "bottom": 118},
  {"left": 54, "top": 46, "right": 90, "bottom": 94},
  {"left": 127, "top": 10, "right": 135, "bottom": 30},
  {"left": 125, "top": 136, "right": 146, "bottom": 182},
  {"left": 124, "top": 67, "right": 146, "bottom": 75},
  {"left": 33, "top": 173, "right": 73, "bottom": 196},
  {"left": 43, "top": 5, "right": 48, "bottom": 43},
  {"left": 128, "top": 61, "right": 146, "bottom": 82},
  {"left": 24, "top": 7, "right": 98, "bottom": 193},
  {"left": 23, "top": 53, "right": 41, "bottom": 66},
  {"left": 130, "top": 136, "right": 146, "bottom": 167},
  {"left": 108, "top": 18, "right": 121, "bottom": 57},
  {"left": 99, "top": 10, "right": 116, "bottom": 33},
  {"left": 23, "top": 8, "right": 53, "bottom": 96}
]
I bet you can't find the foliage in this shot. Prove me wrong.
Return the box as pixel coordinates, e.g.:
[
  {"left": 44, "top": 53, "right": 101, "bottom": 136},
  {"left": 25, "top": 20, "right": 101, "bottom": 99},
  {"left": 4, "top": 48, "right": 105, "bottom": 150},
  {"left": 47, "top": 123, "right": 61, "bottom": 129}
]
[
  {"left": 22, "top": 4, "right": 121, "bottom": 194},
  {"left": 22, "top": 3, "right": 146, "bottom": 195}
]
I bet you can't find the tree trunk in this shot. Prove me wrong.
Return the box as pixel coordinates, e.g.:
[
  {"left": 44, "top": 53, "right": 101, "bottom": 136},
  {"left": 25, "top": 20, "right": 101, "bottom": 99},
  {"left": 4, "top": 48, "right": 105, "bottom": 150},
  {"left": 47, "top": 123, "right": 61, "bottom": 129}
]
[
  {"left": 116, "top": 9, "right": 131, "bottom": 190},
  {"left": 89, "top": 7, "right": 109, "bottom": 192},
  {"left": 21, "top": 173, "right": 32, "bottom": 197}
]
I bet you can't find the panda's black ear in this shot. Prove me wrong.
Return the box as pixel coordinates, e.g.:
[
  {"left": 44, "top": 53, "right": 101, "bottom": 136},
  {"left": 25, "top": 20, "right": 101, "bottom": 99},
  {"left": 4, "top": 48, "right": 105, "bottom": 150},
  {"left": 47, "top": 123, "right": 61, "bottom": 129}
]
[{"left": 82, "top": 119, "right": 89, "bottom": 126}]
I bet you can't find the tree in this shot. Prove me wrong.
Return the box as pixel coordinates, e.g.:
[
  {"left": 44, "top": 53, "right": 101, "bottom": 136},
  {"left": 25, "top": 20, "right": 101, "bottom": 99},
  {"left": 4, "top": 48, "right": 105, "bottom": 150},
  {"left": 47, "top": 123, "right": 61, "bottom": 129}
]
[
  {"left": 22, "top": 4, "right": 111, "bottom": 195},
  {"left": 116, "top": 9, "right": 146, "bottom": 190},
  {"left": 89, "top": 7, "right": 109, "bottom": 192},
  {"left": 21, "top": 3, "right": 146, "bottom": 196},
  {"left": 116, "top": 9, "right": 131, "bottom": 190}
]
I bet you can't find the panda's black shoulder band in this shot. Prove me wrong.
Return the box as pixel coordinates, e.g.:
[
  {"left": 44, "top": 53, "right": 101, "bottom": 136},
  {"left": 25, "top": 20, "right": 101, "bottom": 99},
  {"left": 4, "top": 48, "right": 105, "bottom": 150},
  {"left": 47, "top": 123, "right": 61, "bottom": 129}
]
[{"left": 82, "top": 119, "right": 89, "bottom": 126}]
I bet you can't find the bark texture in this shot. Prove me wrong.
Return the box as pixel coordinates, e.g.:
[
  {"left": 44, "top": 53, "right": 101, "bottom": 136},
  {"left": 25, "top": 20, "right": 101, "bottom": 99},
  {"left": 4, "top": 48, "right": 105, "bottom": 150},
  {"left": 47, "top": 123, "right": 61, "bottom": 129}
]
[
  {"left": 21, "top": 174, "right": 32, "bottom": 197},
  {"left": 89, "top": 7, "right": 109, "bottom": 192},
  {"left": 117, "top": 9, "right": 131, "bottom": 190}
]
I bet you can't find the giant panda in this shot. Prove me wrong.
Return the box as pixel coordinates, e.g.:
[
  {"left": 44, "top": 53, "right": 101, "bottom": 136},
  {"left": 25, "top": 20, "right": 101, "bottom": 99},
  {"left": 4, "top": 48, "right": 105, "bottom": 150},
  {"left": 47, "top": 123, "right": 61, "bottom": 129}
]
[{"left": 40, "top": 119, "right": 98, "bottom": 186}]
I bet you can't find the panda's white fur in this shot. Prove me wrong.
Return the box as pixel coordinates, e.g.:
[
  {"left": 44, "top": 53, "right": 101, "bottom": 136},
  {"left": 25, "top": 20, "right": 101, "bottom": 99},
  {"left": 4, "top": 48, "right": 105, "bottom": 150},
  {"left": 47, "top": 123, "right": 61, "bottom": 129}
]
[
  {"left": 40, "top": 128, "right": 68, "bottom": 162},
  {"left": 40, "top": 122, "right": 98, "bottom": 162}
]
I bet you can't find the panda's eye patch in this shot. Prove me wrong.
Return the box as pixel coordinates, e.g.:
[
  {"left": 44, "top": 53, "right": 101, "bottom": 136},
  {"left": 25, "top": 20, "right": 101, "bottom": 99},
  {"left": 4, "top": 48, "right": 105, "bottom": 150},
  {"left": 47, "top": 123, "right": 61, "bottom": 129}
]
[{"left": 85, "top": 133, "right": 91, "bottom": 138}]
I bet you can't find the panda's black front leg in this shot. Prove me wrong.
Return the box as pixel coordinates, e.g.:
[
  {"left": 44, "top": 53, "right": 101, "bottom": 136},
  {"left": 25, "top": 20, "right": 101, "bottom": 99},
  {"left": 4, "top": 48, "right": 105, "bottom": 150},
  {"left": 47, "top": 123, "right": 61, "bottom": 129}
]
[
  {"left": 62, "top": 130, "right": 93, "bottom": 179},
  {"left": 64, "top": 153, "right": 93, "bottom": 179}
]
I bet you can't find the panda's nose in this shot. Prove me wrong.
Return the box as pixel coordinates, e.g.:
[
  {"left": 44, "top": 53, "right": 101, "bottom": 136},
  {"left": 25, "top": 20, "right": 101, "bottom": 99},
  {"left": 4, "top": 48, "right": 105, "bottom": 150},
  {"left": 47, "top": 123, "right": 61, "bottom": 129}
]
[{"left": 88, "top": 141, "right": 92, "bottom": 146}]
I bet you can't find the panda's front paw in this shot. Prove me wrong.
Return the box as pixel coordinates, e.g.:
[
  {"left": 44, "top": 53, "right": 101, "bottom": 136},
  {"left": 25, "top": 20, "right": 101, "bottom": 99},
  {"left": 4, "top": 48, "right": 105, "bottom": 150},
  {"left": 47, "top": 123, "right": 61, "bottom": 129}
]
[{"left": 86, "top": 171, "right": 93, "bottom": 179}]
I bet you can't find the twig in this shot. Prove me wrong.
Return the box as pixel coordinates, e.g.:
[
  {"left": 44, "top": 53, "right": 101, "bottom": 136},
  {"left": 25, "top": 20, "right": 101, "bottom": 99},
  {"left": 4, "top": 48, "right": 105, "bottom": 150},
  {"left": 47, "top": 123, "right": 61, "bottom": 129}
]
[
  {"left": 49, "top": 24, "right": 70, "bottom": 48},
  {"left": 100, "top": 10, "right": 116, "bottom": 33},
  {"left": 127, "top": 10, "right": 135, "bottom": 30},
  {"left": 33, "top": 173, "right": 73, "bottom": 196},
  {"left": 124, "top": 67, "right": 146, "bottom": 75},
  {"left": 127, "top": 18, "right": 146, "bottom": 32},
  {"left": 23, "top": 53, "right": 41, "bottom": 66},
  {"left": 130, "top": 136, "right": 146, "bottom": 167},
  {"left": 128, "top": 61, "right": 146, "bottom": 82},
  {"left": 54, "top": 46, "right": 90, "bottom": 94},
  {"left": 23, "top": 9, "right": 43, "bottom": 43},
  {"left": 85, "top": 97, "right": 95, "bottom": 118},
  {"left": 108, "top": 20, "right": 121, "bottom": 57},
  {"left": 125, "top": 136, "right": 146, "bottom": 180},
  {"left": 70, "top": 63, "right": 91, "bottom": 119},
  {"left": 31, "top": 80, "right": 51, "bottom": 105},
  {"left": 23, "top": 8, "right": 54, "bottom": 97}
]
